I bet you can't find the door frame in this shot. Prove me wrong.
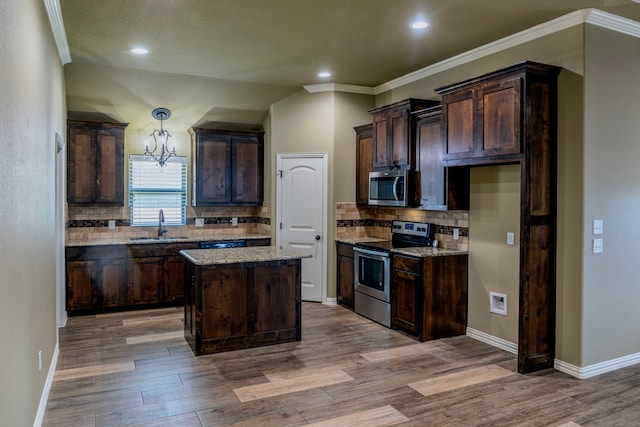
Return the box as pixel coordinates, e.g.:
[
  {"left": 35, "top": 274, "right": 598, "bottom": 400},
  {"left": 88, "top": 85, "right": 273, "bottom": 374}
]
[{"left": 275, "top": 153, "right": 328, "bottom": 304}]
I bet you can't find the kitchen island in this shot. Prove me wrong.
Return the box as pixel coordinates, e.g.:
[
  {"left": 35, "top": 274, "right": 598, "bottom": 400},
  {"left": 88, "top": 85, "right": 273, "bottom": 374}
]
[{"left": 180, "top": 246, "right": 312, "bottom": 355}]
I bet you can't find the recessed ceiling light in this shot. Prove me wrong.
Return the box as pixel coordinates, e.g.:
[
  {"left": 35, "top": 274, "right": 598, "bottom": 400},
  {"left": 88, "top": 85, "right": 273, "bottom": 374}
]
[
  {"left": 318, "top": 71, "right": 332, "bottom": 78},
  {"left": 130, "top": 47, "right": 149, "bottom": 55},
  {"left": 411, "top": 21, "right": 429, "bottom": 30}
]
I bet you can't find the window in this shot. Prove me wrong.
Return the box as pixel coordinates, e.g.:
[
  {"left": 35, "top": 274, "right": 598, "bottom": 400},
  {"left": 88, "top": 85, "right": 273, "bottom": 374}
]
[{"left": 129, "top": 155, "right": 187, "bottom": 226}]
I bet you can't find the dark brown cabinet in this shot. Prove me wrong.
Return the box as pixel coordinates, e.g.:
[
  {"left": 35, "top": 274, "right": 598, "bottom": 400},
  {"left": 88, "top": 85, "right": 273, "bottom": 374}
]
[
  {"left": 245, "top": 238, "right": 271, "bottom": 247},
  {"left": 391, "top": 253, "right": 468, "bottom": 341},
  {"left": 414, "top": 106, "right": 470, "bottom": 211},
  {"left": 336, "top": 242, "right": 355, "bottom": 307},
  {"left": 185, "top": 257, "right": 301, "bottom": 355},
  {"left": 128, "top": 257, "right": 163, "bottom": 305},
  {"left": 190, "top": 128, "right": 264, "bottom": 206},
  {"left": 369, "top": 99, "right": 438, "bottom": 170},
  {"left": 66, "top": 254, "right": 128, "bottom": 312},
  {"left": 354, "top": 124, "right": 373, "bottom": 205},
  {"left": 437, "top": 61, "right": 561, "bottom": 373},
  {"left": 67, "top": 120, "right": 126, "bottom": 205}
]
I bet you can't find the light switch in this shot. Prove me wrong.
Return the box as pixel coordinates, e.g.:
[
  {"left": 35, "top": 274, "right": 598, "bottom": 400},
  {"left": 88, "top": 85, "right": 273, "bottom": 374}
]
[
  {"left": 108, "top": 220, "right": 116, "bottom": 230},
  {"left": 593, "top": 238, "right": 603, "bottom": 254},
  {"left": 593, "top": 219, "right": 603, "bottom": 235},
  {"left": 507, "top": 232, "right": 515, "bottom": 246},
  {"left": 453, "top": 228, "right": 459, "bottom": 240},
  {"left": 195, "top": 218, "right": 204, "bottom": 227},
  {"left": 231, "top": 217, "right": 238, "bottom": 226}
]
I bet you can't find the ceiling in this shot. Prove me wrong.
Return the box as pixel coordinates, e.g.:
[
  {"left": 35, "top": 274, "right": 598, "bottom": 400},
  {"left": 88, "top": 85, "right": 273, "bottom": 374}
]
[{"left": 60, "top": 0, "right": 640, "bottom": 132}]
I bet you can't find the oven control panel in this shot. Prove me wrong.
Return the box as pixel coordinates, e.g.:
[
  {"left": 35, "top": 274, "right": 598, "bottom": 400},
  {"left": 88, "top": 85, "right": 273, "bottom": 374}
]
[{"left": 391, "top": 220, "right": 432, "bottom": 237}]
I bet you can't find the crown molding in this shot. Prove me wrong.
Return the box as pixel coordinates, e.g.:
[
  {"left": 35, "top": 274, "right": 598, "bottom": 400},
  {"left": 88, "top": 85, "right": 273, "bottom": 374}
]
[
  {"left": 375, "top": 8, "right": 640, "bottom": 94},
  {"left": 43, "top": 0, "right": 71, "bottom": 65},
  {"left": 304, "top": 83, "right": 375, "bottom": 95}
]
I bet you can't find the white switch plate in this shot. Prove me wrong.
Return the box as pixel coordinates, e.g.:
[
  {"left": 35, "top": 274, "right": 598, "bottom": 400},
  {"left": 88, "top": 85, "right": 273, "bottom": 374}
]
[
  {"left": 507, "top": 232, "right": 515, "bottom": 246},
  {"left": 231, "top": 217, "right": 238, "bottom": 226},
  {"left": 593, "top": 238, "right": 603, "bottom": 254},
  {"left": 108, "top": 220, "right": 116, "bottom": 230},
  {"left": 195, "top": 218, "right": 204, "bottom": 227},
  {"left": 593, "top": 219, "right": 603, "bottom": 235},
  {"left": 453, "top": 228, "right": 459, "bottom": 240}
]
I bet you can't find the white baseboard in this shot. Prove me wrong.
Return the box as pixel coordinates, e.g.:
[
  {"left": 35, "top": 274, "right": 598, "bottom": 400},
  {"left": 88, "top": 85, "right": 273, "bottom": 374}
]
[
  {"left": 555, "top": 351, "right": 640, "bottom": 379},
  {"left": 466, "top": 327, "right": 518, "bottom": 355},
  {"left": 33, "top": 343, "right": 59, "bottom": 427},
  {"left": 324, "top": 297, "right": 337, "bottom": 305}
]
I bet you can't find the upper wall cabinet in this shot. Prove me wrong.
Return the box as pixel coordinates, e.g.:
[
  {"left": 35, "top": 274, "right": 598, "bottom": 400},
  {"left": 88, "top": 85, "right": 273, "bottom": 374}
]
[
  {"left": 436, "top": 61, "right": 559, "bottom": 166},
  {"left": 354, "top": 124, "right": 373, "bottom": 205},
  {"left": 190, "top": 128, "right": 264, "bottom": 206},
  {"left": 67, "top": 120, "right": 127, "bottom": 205},
  {"left": 369, "top": 98, "right": 439, "bottom": 170}
]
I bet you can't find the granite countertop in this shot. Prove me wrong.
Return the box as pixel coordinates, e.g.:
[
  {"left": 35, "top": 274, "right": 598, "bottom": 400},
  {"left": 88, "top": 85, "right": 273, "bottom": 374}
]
[
  {"left": 181, "top": 246, "right": 312, "bottom": 266},
  {"left": 391, "top": 246, "right": 468, "bottom": 257},
  {"left": 66, "top": 234, "right": 271, "bottom": 247},
  {"left": 335, "top": 237, "right": 388, "bottom": 245}
]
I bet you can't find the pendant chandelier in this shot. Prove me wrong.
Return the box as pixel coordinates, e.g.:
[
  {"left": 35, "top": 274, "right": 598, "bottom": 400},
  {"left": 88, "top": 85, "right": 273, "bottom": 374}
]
[{"left": 144, "top": 107, "right": 176, "bottom": 167}]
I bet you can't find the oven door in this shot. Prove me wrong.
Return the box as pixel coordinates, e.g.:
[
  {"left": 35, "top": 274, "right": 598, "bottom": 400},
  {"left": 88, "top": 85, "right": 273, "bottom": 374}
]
[{"left": 354, "top": 247, "right": 390, "bottom": 302}]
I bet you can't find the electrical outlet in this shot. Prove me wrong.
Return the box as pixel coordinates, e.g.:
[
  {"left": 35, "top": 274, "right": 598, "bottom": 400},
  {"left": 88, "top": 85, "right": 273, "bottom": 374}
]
[
  {"left": 232, "top": 217, "right": 238, "bottom": 226},
  {"left": 195, "top": 218, "right": 204, "bottom": 227},
  {"left": 453, "top": 228, "right": 459, "bottom": 240},
  {"left": 108, "top": 220, "right": 116, "bottom": 230},
  {"left": 507, "top": 232, "right": 515, "bottom": 246},
  {"left": 38, "top": 350, "right": 42, "bottom": 372}
]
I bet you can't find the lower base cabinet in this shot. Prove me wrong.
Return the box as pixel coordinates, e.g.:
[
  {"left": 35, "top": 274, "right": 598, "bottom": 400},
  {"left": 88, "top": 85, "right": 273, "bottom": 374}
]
[
  {"left": 336, "top": 242, "right": 355, "bottom": 307},
  {"left": 392, "top": 253, "right": 468, "bottom": 341}
]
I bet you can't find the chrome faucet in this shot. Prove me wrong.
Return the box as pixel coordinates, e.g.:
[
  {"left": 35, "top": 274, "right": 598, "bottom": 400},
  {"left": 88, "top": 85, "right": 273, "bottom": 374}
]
[{"left": 158, "top": 209, "right": 167, "bottom": 237}]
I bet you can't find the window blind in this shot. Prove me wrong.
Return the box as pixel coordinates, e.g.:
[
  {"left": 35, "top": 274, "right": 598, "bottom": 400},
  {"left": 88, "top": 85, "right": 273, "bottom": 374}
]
[{"left": 129, "top": 155, "right": 187, "bottom": 226}]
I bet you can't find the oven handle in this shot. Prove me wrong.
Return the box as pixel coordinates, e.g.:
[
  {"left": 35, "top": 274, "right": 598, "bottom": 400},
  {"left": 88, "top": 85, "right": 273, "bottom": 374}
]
[{"left": 353, "top": 246, "right": 389, "bottom": 258}]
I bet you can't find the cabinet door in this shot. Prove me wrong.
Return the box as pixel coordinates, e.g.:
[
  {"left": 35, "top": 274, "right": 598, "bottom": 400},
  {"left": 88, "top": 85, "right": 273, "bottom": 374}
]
[
  {"left": 389, "top": 107, "right": 410, "bottom": 167},
  {"left": 372, "top": 112, "right": 390, "bottom": 169},
  {"left": 66, "top": 260, "right": 96, "bottom": 311},
  {"left": 417, "top": 113, "right": 445, "bottom": 209},
  {"left": 195, "top": 135, "right": 231, "bottom": 205},
  {"left": 201, "top": 266, "right": 248, "bottom": 338},
  {"left": 392, "top": 269, "right": 421, "bottom": 333},
  {"left": 97, "top": 259, "right": 128, "bottom": 308},
  {"left": 336, "top": 243, "right": 355, "bottom": 307},
  {"left": 231, "top": 137, "right": 263, "bottom": 204},
  {"left": 355, "top": 124, "right": 373, "bottom": 205},
  {"left": 95, "top": 128, "right": 124, "bottom": 204},
  {"left": 443, "top": 89, "right": 475, "bottom": 159},
  {"left": 163, "top": 256, "right": 186, "bottom": 303},
  {"left": 478, "top": 76, "right": 522, "bottom": 156},
  {"left": 128, "top": 257, "right": 163, "bottom": 305},
  {"left": 67, "top": 128, "right": 95, "bottom": 204}
]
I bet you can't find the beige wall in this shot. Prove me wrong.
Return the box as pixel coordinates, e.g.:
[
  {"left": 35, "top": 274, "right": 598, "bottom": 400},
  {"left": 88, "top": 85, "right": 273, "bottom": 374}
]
[
  {"left": 0, "top": 0, "right": 66, "bottom": 424},
  {"left": 582, "top": 25, "right": 640, "bottom": 365},
  {"left": 468, "top": 166, "right": 521, "bottom": 344}
]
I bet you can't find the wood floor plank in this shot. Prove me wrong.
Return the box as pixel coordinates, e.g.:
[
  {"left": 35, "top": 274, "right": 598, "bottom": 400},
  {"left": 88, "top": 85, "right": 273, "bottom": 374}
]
[
  {"left": 306, "top": 405, "right": 409, "bottom": 426},
  {"left": 126, "top": 331, "right": 185, "bottom": 345},
  {"left": 408, "top": 364, "right": 513, "bottom": 397},
  {"left": 54, "top": 361, "right": 136, "bottom": 381}
]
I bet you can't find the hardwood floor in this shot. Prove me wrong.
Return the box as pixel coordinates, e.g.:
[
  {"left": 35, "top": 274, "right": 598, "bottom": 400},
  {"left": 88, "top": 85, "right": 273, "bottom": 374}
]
[{"left": 43, "top": 303, "right": 640, "bottom": 426}]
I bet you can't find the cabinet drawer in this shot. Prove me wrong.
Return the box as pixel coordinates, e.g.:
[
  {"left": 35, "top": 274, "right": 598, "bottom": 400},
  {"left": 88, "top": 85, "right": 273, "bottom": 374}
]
[{"left": 393, "top": 255, "right": 421, "bottom": 272}]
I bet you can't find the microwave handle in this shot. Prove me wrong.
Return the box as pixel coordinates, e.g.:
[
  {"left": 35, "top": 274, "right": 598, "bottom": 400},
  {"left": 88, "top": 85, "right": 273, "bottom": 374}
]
[{"left": 393, "top": 176, "right": 401, "bottom": 201}]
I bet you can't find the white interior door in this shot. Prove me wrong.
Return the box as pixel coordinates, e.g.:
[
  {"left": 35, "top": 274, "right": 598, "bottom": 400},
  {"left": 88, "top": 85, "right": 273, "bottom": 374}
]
[{"left": 276, "top": 154, "right": 327, "bottom": 302}]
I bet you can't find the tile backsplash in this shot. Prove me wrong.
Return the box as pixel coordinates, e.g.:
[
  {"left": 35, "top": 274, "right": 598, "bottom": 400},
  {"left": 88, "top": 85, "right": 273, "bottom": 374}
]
[
  {"left": 66, "top": 202, "right": 272, "bottom": 242},
  {"left": 335, "top": 202, "right": 468, "bottom": 251}
]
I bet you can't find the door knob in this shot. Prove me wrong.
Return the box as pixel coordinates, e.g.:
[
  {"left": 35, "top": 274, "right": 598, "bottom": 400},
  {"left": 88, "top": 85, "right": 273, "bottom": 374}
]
[{"left": 315, "top": 235, "right": 321, "bottom": 240}]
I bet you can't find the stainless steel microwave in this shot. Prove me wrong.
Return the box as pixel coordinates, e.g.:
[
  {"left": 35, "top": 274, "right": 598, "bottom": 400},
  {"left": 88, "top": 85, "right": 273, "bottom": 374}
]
[{"left": 368, "top": 169, "right": 416, "bottom": 207}]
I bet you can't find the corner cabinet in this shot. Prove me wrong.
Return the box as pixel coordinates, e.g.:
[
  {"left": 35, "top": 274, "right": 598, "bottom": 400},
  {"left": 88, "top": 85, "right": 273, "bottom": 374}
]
[
  {"left": 67, "top": 120, "right": 127, "bottom": 205},
  {"left": 190, "top": 128, "right": 264, "bottom": 206},
  {"left": 413, "top": 106, "right": 469, "bottom": 211},
  {"left": 354, "top": 124, "right": 373, "bottom": 205},
  {"left": 369, "top": 98, "right": 439, "bottom": 170}
]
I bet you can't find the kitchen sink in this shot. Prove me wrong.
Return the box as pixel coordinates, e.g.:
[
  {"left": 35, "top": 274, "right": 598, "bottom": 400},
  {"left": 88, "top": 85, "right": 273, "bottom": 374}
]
[{"left": 129, "top": 236, "right": 190, "bottom": 241}]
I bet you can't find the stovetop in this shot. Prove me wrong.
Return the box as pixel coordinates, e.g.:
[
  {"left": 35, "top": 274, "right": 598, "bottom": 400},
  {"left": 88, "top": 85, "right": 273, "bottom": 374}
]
[{"left": 354, "top": 220, "right": 435, "bottom": 253}]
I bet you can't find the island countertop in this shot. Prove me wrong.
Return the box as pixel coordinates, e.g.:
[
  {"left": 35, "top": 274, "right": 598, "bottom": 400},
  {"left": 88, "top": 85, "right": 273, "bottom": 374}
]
[{"left": 180, "top": 246, "right": 312, "bottom": 265}]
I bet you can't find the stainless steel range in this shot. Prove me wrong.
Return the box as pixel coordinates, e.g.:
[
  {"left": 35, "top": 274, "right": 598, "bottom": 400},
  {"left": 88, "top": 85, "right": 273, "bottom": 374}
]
[{"left": 353, "top": 220, "right": 435, "bottom": 327}]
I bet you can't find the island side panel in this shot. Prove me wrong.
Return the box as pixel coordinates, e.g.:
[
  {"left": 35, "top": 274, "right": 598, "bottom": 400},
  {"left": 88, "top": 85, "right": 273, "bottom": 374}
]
[{"left": 252, "top": 260, "right": 301, "bottom": 341}]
